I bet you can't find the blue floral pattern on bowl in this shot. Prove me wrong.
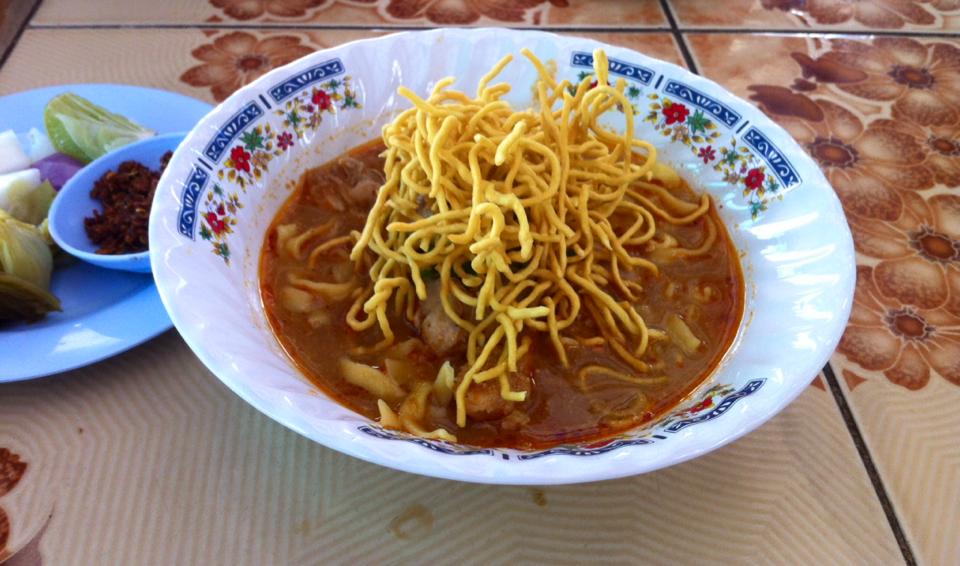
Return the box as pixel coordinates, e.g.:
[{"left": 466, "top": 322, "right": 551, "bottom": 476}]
[
  {"left": 176, "top": 51, "right": 806, "bottom": 264},
  {"left": 177, "top": 67, "right": 361, "bottom": 263},
  {"left": 569, "top": 51, "right": 801, "bottom": 219},
  {"left": 169, "top": 42, "right": 787, "bottom": 457},
  {"left": 357, "top": 379, "right": 767, "bottom": 459}
]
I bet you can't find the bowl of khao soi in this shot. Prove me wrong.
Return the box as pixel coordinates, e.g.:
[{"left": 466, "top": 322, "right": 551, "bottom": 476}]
[{"left": 149, "top": 29, "right": 855, "bottom": 485}]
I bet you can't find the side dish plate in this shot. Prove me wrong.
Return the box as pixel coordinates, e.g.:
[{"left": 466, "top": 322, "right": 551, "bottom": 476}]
[{"left": 0, "top": 85, "right": 211, "bottom": 382}]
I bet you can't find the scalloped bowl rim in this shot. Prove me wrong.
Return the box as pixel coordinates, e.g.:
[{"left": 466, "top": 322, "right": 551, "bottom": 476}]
[{"left": 149, "top": 28, "right": 855, "bottom": 485}]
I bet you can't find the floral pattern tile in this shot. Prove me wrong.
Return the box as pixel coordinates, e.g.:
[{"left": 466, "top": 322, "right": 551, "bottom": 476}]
[
  {"left": 33, "top": 0, "right": 666, "bottom": 27},
  {"left": 0, "top": 333, "right": 903, "bottom": 564},
  {"left": 0, "top": 29, "right": 383, "bottom": 103},
  {"left": 0, "top": 29, "right": 683, "bottom": 106},
  {"left": 8, "top": 0, "right": 960, "bottom": 558},
  {"left": 688, "top": 31, "right": 960, "bottom": 563},
  {"left": 670, "top": 0, "right": 960, "bottom": 31},
  {"left": 0, "top": 448, "right": 27, "bottom": 562},
  {"left": 180, "top": 31, "right": 320, "bottom": 101}
]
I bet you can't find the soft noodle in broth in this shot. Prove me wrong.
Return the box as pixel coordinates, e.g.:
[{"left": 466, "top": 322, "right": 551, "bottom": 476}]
[{"left": 260, "top": 49, "right": 744, "bottom": 449}]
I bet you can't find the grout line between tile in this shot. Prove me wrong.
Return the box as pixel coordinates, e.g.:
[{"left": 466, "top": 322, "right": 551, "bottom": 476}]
[
  {"left": 12, "top": 7, "right": 932, "bottom": 562},
  {"left": 649, "top": 28, "right": 915, "bottom": 562},
  {"left": 665, "top": 16, "right": 922, "bottom": 558},
  {"left": 659, "top": 0, "right": 679, "bottom": 29},
  {"left": 658, "top": 0, "right": 698, "bottom": 72},
  {"left": 822, "top": 363, "right": 917, "bottom": 566},
  {"left": 678, "top": 26, "right": 960, "bottom": 39},
  {"left": 0, "top": 0, "right": 42, "bottom": 70},
  {"left": 25, "top": 23, "right": 673, "bottom": 32},
  {"left": 666, "top": 2, "right": 922, "bottom": 558},
  {"left": 27, "top": 23, "right": 960, "bottom": 40}
]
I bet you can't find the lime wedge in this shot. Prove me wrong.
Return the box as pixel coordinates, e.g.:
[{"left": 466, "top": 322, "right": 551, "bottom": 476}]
[{"left": 43, "top": 93, "right": 155, "bottom": 163}]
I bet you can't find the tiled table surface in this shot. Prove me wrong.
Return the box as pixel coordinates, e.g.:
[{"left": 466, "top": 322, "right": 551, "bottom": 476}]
[{"left": 1, "top": 1, "right": 958, "bottom": 564}]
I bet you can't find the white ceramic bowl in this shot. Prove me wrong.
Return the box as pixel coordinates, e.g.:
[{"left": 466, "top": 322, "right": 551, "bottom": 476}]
[{"left": 150, "top": 28, "right": 855, "bottom": 485}]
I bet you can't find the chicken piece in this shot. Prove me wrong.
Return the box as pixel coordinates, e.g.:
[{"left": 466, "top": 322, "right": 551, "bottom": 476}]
[
  {"left": 416, "top": 281, "right": 464, "bottom": 356},
  {"left": 463, "top": 371, "right": 531, "bottom": 422},
  {"left": 344, "top": 177, "right": 380, "bottom": 208},
  {"left": 500, "top": 409, "right": 531, "bottom": 432},
  {"left": 303, "top": 156, "right": 384, "bottom": 211},
  {"left": 336, "top": 156, "right": 383, "bottom": 208}
]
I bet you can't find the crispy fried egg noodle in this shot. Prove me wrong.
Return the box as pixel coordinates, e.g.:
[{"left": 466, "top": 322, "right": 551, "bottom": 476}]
[{"left": 344, "top": 48, "right": 713, "bottom": 434}]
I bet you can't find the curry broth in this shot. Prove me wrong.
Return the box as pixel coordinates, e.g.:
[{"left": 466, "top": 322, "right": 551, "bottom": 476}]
[{"left": 261, "top": 140, "right": 744, "bottom": 449}]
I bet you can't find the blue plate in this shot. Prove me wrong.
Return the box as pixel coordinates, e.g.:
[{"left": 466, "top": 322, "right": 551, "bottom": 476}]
[{"left": 0, "top": 84, "right": 212, "bottom": 382}]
